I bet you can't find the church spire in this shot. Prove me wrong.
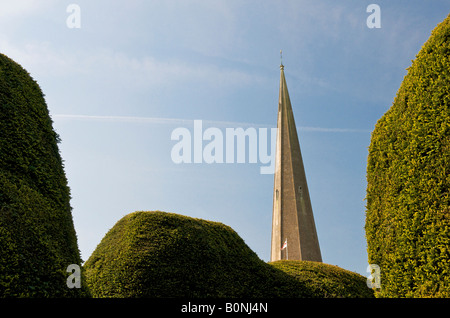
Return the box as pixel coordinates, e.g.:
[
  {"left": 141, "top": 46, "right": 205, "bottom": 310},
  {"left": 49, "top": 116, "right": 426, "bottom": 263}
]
[{"left": 270, "top": 62, "right": 322, "bottom": 262}]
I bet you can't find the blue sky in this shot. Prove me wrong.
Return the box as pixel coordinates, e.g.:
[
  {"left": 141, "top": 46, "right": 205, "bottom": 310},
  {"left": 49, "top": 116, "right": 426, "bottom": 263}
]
[{"left": 1, "top": 0, "right": 449, "bottom": 276}]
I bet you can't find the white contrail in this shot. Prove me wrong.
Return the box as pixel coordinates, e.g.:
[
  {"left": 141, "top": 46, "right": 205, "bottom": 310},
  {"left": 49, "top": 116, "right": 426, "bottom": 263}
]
[
  {"left": 299, "top": 126, "right": 370, "bottom": 133},
  {"left": 51, "top": 114, "right": 370, "bottom": 133},
  {"left": 51, "top": 114, "right": 270, "bottom": 128},
  {"left": 52, "top": 114, "right": 192, "bottom": 125}
]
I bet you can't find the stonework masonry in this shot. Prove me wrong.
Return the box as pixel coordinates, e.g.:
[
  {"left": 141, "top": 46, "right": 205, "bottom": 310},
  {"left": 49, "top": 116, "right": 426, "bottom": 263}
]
[{"left": 270, "top": 64, "right": 322, "bottom": 262}]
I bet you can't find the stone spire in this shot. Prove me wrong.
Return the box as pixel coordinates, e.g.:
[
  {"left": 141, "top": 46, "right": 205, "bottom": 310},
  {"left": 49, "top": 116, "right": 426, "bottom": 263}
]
[{"left": 270, "top": 62, "right": 322, "bottom": 262}]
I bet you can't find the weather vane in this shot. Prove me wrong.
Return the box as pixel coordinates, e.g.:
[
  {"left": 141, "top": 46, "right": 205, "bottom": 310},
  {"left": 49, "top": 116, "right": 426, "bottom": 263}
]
[{"left": 280, "top": 50, "right": 283, "bottom": 65}]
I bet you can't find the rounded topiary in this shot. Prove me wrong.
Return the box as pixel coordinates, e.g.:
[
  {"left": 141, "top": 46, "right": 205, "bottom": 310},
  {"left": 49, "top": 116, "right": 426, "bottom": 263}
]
[
  {"left": 85, "top": 211, "right": 374, "bottom": 298},
  {"left": 365, "top": 14, "right": 450, "bottom": 297},
  {"left": 269, "top": 260, "right": 374, "bottom": 298},
  {"left": 0, "top": 53, "right": 89, "bottom": 297},
  {"left": 84, "top": 211, "right": 318, "bottom": 298}
]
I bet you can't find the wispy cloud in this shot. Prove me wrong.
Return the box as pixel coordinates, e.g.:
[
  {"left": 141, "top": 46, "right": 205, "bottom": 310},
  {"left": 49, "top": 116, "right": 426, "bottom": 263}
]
[
  {"left": 0, "top": 37, "right": 266, "bottom": 90},
  {"left": 0, "top": 0, "right": 56, "bottom": 19}
]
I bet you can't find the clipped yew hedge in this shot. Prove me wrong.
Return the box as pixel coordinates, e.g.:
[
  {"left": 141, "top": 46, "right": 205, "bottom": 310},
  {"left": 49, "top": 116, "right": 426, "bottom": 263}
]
[
  {"left": 84, "top": 211, "right": 374, "bottom": 298},
  {"left": 84, "top": 211, "right": 309, "bottom": 297},
  {"left": 365, "top": 14, "right": 450, "bottom": 297},
  {"left": 0, "top": 53, "right": 89, "bottom": 297},
  {"left": 270, "top": 260, "right": 374, "bottom": 298}
]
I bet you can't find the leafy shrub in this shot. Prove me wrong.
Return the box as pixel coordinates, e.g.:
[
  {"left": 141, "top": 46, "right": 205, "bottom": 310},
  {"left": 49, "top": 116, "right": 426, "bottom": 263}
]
[
  {"left": 365, "top": 14, "right": 450, "bottom": 297},
  {"left": 84, "top": 211, "right": 373, "bottom": 298},
  {"left": 269, "top": 260, "right": 374, "bottom": 298},
  {"left": 0, "top": 53, "right": 89, "bottom": 297}
]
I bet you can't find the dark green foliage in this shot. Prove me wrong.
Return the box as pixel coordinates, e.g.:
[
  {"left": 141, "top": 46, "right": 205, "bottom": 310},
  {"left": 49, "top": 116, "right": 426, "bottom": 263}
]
[
  {"left": 365, "top": 14, "right": 450, "bottom": 297},
  {"left": 84, "top": 211, "right": 373, "bottom": 298},
  {"left": 0, "top": 53, "right": 89, "bottom": 297},
  {"left": 269, "top": 260, "right": 374, "bottom": 298},
  {"left": 84, "top": 211, "right": 303, "bottom": 297}
]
